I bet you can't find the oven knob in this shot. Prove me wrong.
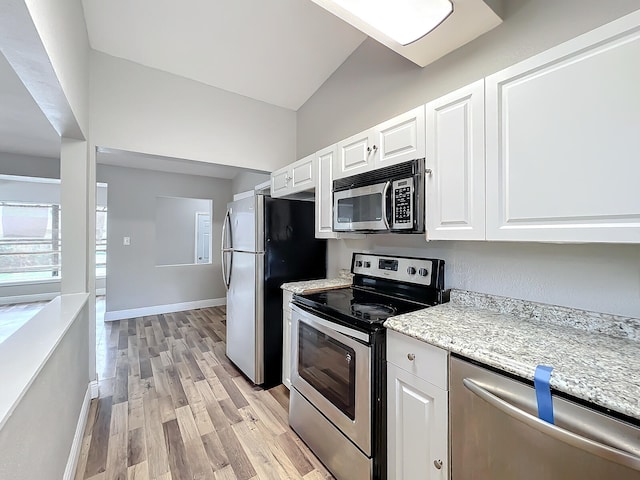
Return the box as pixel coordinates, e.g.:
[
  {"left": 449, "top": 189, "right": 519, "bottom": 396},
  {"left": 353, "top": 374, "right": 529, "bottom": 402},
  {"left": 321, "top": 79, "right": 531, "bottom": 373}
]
[
  {"left": 419, "top": 268, "right": 429, "bottom": 277},
  {"left": 407, "top": 266, "right": 416, "bottom": 275}
]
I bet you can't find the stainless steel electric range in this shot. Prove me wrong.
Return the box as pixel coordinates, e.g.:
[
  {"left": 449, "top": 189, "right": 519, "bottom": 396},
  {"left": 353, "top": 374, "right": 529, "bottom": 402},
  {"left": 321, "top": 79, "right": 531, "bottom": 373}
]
[{"left": 289, "top": 252, "right": 448, "bottom": 480}]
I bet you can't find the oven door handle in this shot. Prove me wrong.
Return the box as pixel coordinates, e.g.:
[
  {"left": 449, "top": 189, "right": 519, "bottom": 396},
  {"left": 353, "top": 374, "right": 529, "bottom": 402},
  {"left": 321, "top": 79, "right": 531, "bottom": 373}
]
[
  {"left": 381, "top": 180, "right": 391, "bottom": 230},
  {"left": 291, "top": 304, "right": 369, "bottom": 343}
]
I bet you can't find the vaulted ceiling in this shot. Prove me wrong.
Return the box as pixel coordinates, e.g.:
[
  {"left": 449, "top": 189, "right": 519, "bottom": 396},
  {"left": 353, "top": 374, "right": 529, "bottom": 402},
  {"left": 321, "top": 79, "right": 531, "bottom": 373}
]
[{"left": 81, "top": 0, "right": 367, "bottom": 111}]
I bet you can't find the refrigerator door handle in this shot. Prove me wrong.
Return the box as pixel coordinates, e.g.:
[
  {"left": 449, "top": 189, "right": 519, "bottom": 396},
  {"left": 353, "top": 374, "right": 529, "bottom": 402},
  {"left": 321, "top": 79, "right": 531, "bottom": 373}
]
[
  {"left": 221, "top": 210, "right": 232, "bottom": 289},
  {"left": 463, "top": 378, "right": 640, "bottom": 471}
]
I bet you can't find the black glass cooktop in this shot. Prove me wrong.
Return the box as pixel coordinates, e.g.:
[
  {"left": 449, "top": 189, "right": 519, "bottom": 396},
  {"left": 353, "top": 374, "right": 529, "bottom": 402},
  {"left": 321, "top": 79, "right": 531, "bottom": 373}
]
[{"left": 293, "top": 286, "right": 435, "bottom": 333}]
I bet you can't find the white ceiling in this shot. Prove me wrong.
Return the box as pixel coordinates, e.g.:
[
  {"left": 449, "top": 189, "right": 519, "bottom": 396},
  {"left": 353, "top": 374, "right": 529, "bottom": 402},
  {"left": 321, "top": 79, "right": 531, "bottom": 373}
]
[
  {"left": 81, "top": 0, "right": 367, "bottom": 111},
  {"left": 0, "top": 51, "right": 61, "bottom": 159}
]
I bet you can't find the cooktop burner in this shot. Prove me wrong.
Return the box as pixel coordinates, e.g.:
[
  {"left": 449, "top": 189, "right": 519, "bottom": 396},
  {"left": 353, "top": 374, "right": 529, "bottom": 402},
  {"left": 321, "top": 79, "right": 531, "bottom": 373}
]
[{"left": 351, "top": 303, "right": 397, "bottom": 320}]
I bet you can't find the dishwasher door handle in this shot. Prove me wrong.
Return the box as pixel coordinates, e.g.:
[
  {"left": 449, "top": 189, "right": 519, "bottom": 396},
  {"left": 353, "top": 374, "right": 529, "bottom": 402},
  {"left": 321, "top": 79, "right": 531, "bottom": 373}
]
[{"left": 463, "top": 378, "right": 640, "bottom": 472}]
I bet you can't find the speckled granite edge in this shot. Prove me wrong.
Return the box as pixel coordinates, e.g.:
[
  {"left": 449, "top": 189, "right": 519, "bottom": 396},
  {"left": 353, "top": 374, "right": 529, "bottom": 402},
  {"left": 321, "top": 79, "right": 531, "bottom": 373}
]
[
  {"left": 451, "top": 289, "right": 640, "bottom": 341},
  {"left": 280, "top": 275, "right": 352, "bottom": 294}
]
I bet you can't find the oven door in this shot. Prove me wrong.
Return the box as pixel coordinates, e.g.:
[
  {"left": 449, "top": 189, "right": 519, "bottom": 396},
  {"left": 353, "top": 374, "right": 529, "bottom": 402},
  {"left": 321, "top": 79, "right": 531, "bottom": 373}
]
[
  {"left": 333, "top": 182, "right": 391, "bottom": 232},
  {"left": 290, "top": 304, "right": 372, "bottom": 455}
]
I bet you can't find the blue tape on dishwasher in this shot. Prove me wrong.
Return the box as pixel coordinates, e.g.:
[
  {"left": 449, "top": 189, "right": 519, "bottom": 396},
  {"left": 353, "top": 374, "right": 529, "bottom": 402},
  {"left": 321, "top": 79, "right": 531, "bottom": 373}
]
[{"left": 534, "top": 365, "right": 554, "bottom": 424}]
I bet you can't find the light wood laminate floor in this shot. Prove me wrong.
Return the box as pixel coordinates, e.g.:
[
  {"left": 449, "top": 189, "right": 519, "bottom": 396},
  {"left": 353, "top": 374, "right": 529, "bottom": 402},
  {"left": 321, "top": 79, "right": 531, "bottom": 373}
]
[{"left": 75, "top": 306, "right": 334, "bottom": 480}]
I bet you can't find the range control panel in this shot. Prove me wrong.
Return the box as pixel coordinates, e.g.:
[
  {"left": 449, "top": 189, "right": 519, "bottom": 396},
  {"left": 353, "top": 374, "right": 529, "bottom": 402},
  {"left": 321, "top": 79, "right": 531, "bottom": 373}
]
[{"left": 352, "top": 253, "right": 437, "bottom": 286}]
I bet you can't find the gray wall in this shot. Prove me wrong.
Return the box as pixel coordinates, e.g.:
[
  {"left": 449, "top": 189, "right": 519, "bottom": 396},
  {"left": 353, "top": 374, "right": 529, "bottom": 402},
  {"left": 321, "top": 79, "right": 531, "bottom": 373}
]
[
  {"left": 97, "top": 164, "right": 232, "bottom": 313},
  {"left": 155, "top": 196, "right": 211, "bottom": 266},
  {"left": 0, "top": 303, "right": 89, "bottom": 479},
  {"left": 0, "top": 152, "right": 59, "bottom": 179},
  {"left": 299, "top": 0, "right": 640, "bottom": 318},
  {"left": 232, "top": 171, "right": 271, "bottom": 195}
]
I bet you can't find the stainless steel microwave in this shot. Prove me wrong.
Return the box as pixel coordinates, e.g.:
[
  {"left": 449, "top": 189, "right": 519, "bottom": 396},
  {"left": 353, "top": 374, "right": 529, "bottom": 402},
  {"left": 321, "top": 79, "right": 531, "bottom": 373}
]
[{"left": 333, "top": 158, "right": 425, "bottom": 233}]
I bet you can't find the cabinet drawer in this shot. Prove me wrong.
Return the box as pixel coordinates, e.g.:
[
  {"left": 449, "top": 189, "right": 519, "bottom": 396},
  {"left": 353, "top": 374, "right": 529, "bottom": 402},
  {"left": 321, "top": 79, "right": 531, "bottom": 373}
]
[{"left": 387, "top": 329, "right": 448, "bottom": 389}]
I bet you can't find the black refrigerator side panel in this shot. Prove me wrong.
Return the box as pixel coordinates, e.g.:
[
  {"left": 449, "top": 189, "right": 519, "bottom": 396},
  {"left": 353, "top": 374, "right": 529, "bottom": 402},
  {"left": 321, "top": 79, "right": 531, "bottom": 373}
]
[{"left": 262, "top": 197, "right": 327, "bottom": 387}]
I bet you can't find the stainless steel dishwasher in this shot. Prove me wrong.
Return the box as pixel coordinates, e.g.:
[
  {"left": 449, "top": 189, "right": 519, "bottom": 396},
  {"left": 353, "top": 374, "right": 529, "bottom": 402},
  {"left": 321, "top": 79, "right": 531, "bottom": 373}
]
[{"left": 450, "top": 356, "right": 640, "bottom": 479}]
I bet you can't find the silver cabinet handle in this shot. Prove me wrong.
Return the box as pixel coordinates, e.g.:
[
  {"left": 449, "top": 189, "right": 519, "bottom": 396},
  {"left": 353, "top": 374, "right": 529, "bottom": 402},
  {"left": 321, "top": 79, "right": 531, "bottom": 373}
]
[
  {"left": 407, "top": 353, "right": 415, "bottom": 361},
  {"left": 285, "top": 174, "right": 292, "bottom": 182},
  {"left": 463, "top": 378, "right": 640, "bottom": 471},
  {"left": 433, "top": 459, "right": 443, "bottom": 470},
  {"left": 425, "top": 168, "right": 433, "bottom": 175}
]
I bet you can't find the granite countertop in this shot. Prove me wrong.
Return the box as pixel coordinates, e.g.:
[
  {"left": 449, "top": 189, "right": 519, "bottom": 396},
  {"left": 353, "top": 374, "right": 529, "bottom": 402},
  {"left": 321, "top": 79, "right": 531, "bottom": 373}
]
[
  {"left": 281, "top": 269, "right": 352, "bottom": 294},
  {"left": 384, "top": 290, "right": 640, "bottom": 420}
]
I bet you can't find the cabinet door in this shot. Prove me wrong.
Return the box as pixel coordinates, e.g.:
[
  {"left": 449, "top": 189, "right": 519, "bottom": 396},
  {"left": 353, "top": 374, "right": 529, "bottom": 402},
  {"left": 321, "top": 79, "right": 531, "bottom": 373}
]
[
  {"left": 376, "top": 106, "right": 426, "bottom": 169},
  {"left": 387, "top": 363, "right": 448, "bottom": 480},
  {"left": 282, "top": 290, "right": 293, "bottom": 389},
  {"left": 426, "top": 80, "right": 485, "bottom": 240},
  {"left": 271, "top": 165, "right": 291, "bottom": 198},
  {"left": 315, "top": 146, "right": 338, "bottom": 239},
  {"left": 334, "top": 129, "right": 375, "bottom": 179},
  {"left": 485, "top": 11, "right": 640, "bottom": 243},
  {"left": 291, "top": 154, "right": 315, "bottom": 191}
]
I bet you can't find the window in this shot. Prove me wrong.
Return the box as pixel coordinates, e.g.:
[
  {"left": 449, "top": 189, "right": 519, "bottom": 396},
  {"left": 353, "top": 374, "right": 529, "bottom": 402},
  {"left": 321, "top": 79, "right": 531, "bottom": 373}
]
[{"left": 0, "top": 202, "right": 107, "bottom": 283}]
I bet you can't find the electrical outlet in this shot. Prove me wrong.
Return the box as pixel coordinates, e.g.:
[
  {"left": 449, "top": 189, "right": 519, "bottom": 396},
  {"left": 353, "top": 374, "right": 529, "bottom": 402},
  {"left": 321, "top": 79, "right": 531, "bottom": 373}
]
[{"left": 123, "top": 236, "right": 131, "bottom": 246}]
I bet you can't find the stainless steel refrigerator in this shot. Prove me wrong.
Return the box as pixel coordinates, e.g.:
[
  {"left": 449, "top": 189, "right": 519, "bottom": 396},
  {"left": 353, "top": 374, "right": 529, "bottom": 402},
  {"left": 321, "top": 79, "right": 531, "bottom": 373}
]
[{"left": 221, "top": 191, "right": 326, "bottom": 387}]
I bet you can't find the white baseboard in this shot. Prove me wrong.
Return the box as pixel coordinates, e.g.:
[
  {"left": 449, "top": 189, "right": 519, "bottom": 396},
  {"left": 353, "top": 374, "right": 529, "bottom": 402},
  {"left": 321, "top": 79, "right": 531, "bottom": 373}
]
[
  {"left": 63, "top": 383, "right": 92, "bottom": 480},
  {"left": 104, "top": 297, "right": 226, "bottom": 322},
  {"left": 0, "top": 289, "right": 105, "bottom": 305}
]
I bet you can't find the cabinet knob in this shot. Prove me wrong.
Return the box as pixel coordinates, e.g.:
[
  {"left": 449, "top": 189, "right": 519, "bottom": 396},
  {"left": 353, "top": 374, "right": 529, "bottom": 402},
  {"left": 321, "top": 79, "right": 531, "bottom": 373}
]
[
  {"left": 407, "top": 353, "right": 415, "bottom": 361},
  {"left": 425, "top": 168, "right": 433, "bottom": 175},
  {"left": 366, "top": 146, "right": 372, "bottom": 153},
  {"left": 434, "top": 459, "right": 443, "bottom": 470},
  {"left": 372, "top": 144, "right": 378, "bottom": 151},
  {"left": 285, "top": 175, "right": 292, "bottom": 182}
]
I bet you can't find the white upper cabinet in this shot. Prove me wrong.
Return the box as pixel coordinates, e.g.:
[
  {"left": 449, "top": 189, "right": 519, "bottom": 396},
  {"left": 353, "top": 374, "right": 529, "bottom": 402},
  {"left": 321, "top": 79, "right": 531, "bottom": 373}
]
[
  {"left": 485, "top": 11, "right": 640, "bottom": 243},
  {"left": 334, "top": 129, "right": 376, "bottom": 179},
  {"left": 271, "top": 154, "right": 315, "bottom": 198},
  {"left": 315, "top": 145, "right": 338, "bottom": 238},
  {"left": 376, "top": 106, "right": 426, "bottom": 169},
  {"left": 426, "top": 80, "right": 485, "bottom": 240},
  {"left": 334, "top": 107, "right": 426, "bottom": 179}
]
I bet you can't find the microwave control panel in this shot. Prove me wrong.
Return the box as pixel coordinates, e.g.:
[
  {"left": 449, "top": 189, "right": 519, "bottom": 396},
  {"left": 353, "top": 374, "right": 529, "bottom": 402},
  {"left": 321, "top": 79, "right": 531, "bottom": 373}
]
[{"left": 391, "top": 178, "right": 414, "bottom": 229}]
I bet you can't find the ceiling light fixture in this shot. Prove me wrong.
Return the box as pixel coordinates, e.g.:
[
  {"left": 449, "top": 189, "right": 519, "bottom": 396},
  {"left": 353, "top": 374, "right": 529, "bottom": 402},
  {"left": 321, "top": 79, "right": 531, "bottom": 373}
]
[{"left": 324, "top": 0, "right": 454, "bottom": 46}]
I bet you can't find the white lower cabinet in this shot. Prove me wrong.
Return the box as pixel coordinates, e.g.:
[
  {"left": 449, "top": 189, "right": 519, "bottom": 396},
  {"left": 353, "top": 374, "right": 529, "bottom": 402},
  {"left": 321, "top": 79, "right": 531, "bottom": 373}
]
[
  {"left": 282, "top": 290, "right": 293, "bottom": 389},
  {"left": 387, "top": 330, "right": 449, "bottom": 480}
]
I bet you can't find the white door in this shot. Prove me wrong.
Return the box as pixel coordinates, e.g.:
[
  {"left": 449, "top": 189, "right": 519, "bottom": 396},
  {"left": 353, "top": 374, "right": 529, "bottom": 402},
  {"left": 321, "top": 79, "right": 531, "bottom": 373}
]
[
  {"left": 271, "top": 166, "right": 291, "bottom": 198},
  {"left": 426, "top": 80, "right": 485, "bottom": 240},
  {"left": 229, "top": 195, "right": 257, "bottom": 252},
  {"left": 485, "top": 11, "right": 640, "bottom": 243},
  {"left": 226, "top": 251, "right": 258, "bottom": 383},
  {"left": 388, "top": 363, "right": 449, "bottom": 480},
  {"left": 376, "top": 106, "right": 426, "bottom": 169},
  {"left": 195, "top": 212, "right": 210, "bottom": 263},
  {"left": 291, "top": 154, "right": 315, "bottom": 191}
]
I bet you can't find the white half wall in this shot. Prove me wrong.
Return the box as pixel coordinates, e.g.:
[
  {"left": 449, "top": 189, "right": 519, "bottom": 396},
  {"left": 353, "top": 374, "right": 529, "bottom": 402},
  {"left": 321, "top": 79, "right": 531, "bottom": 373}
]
[{"left": 90, "top": 51, "right": 297, "bottom": 173}]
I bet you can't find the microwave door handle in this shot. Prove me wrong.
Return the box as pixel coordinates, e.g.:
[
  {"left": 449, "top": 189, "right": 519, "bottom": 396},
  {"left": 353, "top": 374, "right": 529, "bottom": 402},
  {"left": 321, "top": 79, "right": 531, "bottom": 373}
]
[{"left": 381, "top": 180, "right": 391, "bottom": 229}]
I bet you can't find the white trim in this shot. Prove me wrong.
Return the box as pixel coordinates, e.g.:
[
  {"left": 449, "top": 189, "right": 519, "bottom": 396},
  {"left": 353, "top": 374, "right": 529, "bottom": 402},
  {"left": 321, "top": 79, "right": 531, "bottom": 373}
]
[
  {"left": 104, "top": 297, "right": 226, "bottom": 322},
  {"left": 89, "top": 380, "right": 99, "bottom": 399},
  {"left": 0, "top": 288, "right": 104, "bottom": 305},
  {"left": 63, "top": 383, "right": 92, "bottom": 480},
  {"left": 233, "top": 189, "right": 254, "bottom": 201},
  {"left": 0, "top": 292, "right": 59, "bottom": 305}
]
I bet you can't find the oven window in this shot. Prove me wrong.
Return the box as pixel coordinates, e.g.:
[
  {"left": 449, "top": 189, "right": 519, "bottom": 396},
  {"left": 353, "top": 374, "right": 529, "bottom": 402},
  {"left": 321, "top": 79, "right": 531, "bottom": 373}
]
[
  {"left": 298, "top": 322, "right": 356, "bottom": 420},
  {"left": 336, "top": 194, "right": 383, "bottom": 223}
]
